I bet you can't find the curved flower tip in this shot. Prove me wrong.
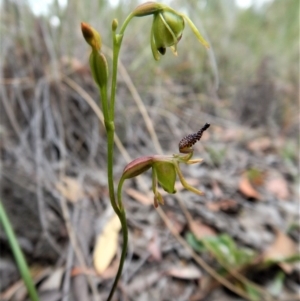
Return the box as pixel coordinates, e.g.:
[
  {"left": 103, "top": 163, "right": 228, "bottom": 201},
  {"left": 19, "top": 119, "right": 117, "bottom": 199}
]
[
  {"left": 182, "top": 15, "right": 210, "bottom": 49},
  {"left": 81, "top": 22, "right": 102, "bottom": 51}
]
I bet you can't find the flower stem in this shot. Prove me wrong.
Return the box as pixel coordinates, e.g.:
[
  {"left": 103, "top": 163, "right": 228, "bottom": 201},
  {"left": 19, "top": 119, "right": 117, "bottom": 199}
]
[
  {"left": 106, "top": 211, "right": 128, "bottom": 301},
  {"left": 107, "top": 178, "right": 128, "bottom": 301},
  {"left": 105, "top": 14, "right": 134, "bottom": 300}
]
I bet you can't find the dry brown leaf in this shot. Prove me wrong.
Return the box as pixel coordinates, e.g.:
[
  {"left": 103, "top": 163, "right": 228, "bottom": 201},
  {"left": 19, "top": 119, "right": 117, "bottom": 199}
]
[
  {"left": 206, "top": 199, "right": 239, "bottom": 213},
  {"left": 265, "top": 176, "right": 289, "bottom": 200},
  {"left": 206, "top": 202, "right": 221, "bottom": 212},
  {"left": 263, "top": 229, "right": 298, "bottom": 273},
  {"left": 247, "top": 137, "right": 272, "bottom": 152},
  {"left": 212, "top": 180, "right": 224, "bottom": 198},
  {"left": 93, "top": 215, "right": 121, "bottom": 274},
  {"left": 239, "top": 174, "right": 261, "bottom": 200},
  {"left": 165, "top": 211, "right": 185, "bottom": 234},
  {"left": 100, "top": 258, "right": 120, "bottom": 279},
  {"left": 166, "top": 265, "right": 202, "bottom": 280},
  {"left": 247, "top": 168, "right": 265, "bottom": 186},
  {"left": 55, "top": 176, "right": 84, "bottom": 203},
  {"left": 147, "top": 232, "right": 162, "bottom": 261},
  {"left": 222, "top": 127, "right": 244, "bottom": 142},
  {"left": 71, "top": 267, "right": 96, "bottom": 277},
  {"left": 189, "top": 220, "right": 216, "bottom": 240}
]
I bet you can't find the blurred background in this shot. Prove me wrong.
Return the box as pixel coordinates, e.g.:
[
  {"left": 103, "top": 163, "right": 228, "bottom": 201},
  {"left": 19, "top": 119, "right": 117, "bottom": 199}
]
[{"left": 0, "top": 0, "right": 299, "bottom": 300}]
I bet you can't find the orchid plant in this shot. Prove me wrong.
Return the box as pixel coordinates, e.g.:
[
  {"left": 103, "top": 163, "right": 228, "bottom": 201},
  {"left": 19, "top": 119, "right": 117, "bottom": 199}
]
[{"left": 81, "top": 2, "right": 209, "bottom": 300}]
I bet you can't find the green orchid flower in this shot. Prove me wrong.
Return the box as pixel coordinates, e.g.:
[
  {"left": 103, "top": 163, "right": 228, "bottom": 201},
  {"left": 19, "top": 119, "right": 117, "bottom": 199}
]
[
  {"left": 132, "top": 2, "right": 210, "bottom": 60},
  {"left": 118, "top": 123, "right": 210, "bottom": 208}
]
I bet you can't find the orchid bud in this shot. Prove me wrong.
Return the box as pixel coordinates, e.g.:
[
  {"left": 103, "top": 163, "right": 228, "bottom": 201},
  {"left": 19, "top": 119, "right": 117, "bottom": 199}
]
[
  {"left": 112, "top": 19, "right": 118, "bottom": 31},
  {"left": 89, "top": 50, "right": 108, "bottom": 89},
  {"left": 81, "top": 23, "right": 108, "bottom": 89},
  {"left": 81, "top": 22, "right": 102, "bottom": 51}
]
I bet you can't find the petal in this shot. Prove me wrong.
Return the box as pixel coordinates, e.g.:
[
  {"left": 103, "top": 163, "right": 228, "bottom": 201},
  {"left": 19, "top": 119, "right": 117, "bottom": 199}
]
[
  {"left": 151, "top": 23, "right": 161, "bottom": 60},
  {"left": 181, "top": 14, "right": 209, "bottom": 49}
]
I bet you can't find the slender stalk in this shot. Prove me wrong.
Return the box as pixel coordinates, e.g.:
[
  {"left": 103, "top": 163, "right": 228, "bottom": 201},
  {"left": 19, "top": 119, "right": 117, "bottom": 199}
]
[
  {"left": 107, "top": 178, "right": 128, "bottom": 301},
  {"left": 0, "top": 200, "right": 40, "bottom": 301},
  {"left": 118, "top": 13, "right": 134, "bottom": 36},
  {"left": 105, "top": 14, "right": 134, "bottom": 299},
  {"left": 100, "top": 85, "right": 109, "bottom": 122},
  {"left": 109, "top": 38, "right": 120, "bottom": 121},
  {"left": 106, "top": 210, "right": 128, "bottom": 301},
  {"left": 106, "top": 124, "right": 119, "bottom": 215},
  {"left": 109, "top": 13, "right": 134, "bottom": 119}
]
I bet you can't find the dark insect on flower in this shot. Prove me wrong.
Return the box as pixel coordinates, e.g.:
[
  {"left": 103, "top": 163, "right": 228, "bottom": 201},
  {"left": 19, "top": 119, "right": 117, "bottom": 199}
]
[{"left": 179, "top": 123, "right": 210, "bottom": 153}]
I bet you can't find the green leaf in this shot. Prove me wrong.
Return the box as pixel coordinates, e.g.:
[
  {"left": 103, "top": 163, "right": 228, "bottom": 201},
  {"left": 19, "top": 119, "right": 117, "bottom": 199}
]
[
  {"left": 245, "top": 283, "right": 262, "bottom": 301},
  {"left": 268, "top": 271, "right": 285, "bottom": 297},
  {"left": 201, "top": 234, "right": 255, "bottom": 267},
  {"left": 185, "top": 232, "right": 206, "bottom": 252}
]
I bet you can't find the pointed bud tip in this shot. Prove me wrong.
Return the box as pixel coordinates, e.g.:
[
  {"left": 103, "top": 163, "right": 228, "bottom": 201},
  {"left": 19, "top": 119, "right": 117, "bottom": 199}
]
[
  {"left": 81, "top": 22, "right": 93, "bottom": 39},
  {"left": 81, "top": 22, "right": 102, "bottom": 51}
]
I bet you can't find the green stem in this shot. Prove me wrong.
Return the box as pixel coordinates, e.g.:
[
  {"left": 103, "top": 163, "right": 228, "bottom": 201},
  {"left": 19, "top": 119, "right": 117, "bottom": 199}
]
[
  {"left": 100, "top": 85, "right": 109, "bottom": 122},
  {"left": 109, "top": 35, "right": 120, "bottom": 121},
  {"left": 105, "top": 14, "right": 135, "bottom": 300},
  {"left": 107, "top": 210, "right": 128, "bottom": 301},
  {"left": 107, "top": 179, "right": 128, "bottom": 301},
  {"left": 99, "top": 74, "right": 119, "bottom": 214},
  {"left": 119, "top": 13, "right": 135, "bottom": 36},
  {"left": 0, "top": 200, "right": 40, "bottom": 301},
  {"left": 106, "top": 123, "right": 119, "bottom": 214},
  {"left": 109, "top": 13, "right": 134, "bottom": 119}
]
